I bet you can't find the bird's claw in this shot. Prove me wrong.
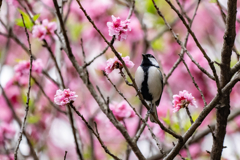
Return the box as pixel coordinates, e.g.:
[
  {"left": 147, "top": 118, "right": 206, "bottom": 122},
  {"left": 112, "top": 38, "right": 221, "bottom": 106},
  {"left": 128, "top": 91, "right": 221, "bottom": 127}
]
[
  {"left": 136, "top": 89, "right": 141, "bottom": 96},
  {"left": 147, "top": 106, "right": 154, "bottom": 114}
]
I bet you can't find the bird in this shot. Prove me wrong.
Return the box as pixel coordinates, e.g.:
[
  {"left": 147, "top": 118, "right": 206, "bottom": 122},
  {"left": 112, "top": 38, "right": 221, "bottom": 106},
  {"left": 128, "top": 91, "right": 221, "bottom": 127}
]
[{"left": 135, "top": 54, "right": 163, "bottom": 123}]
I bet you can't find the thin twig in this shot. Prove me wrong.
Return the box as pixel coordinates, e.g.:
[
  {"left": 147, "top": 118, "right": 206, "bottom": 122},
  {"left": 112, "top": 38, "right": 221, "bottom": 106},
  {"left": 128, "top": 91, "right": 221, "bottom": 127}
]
[
  {"left": 0, "top": 21, "right": 60, "bottom": 87},
  {"left": 162, "top": 0, "right": 221, "bottom": 95},
  {"left": 181, "top": 56, "right": 207, "bottom": 106},
  {"left": 70, "top": 103, "right": 122, "bottom": 160},
  {"left": 164, "top": 0, "right": 201, "bottom": 85},
  {"left": 64, "top": 0, "right": 73, "bottom": 24},
  {"left": 64, "top": 151, "right": 68, "bottom": 160},
  {"left": 42, "top": 39, "right": 65, "bottom": 87},
  {"left": 83, "top": 38, "right": 114, "bottom": 68},
  {"left": 175, "top": 0, "right": 191, "bottom": 23},
  {"left": 151, "top": 0, "right": 215, "bottom": 82},
  {"left": 67, "top": 104, "right": 84, "bottom": 160},
  {"left": 32, "top": 77, "right": 67, "bottom": 114},
  {"left": 14, "top": 14, "right": 34, "bottom": 160},
  {"left": 80, "top": 38, "right": 86, "bottom": 64},
  {"left": 127, "top": 0, "right": 135, "bottom": 19},
  {"left": 132, "top": 114, "right": 149, "bottom": 143},
  {"left": 52, "top": 1, "right": 84, "bottom": 159},
  {"left": 216, "top": 0, "right": 240, "bottom": 60},
  {"left": 0, "top": 85, "right": 38, "bottom": 160},
  {"left": 185, "top": 107, "right": 194, "bottom": 125},
  {"left": 208, "top": 125, "right": 216, "bottom": 140}
]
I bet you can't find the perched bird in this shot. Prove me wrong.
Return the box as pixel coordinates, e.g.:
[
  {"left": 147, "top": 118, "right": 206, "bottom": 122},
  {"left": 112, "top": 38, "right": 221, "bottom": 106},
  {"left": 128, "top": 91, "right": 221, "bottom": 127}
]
[{"left": 135, "top": 54, "right": 163, "bottom": 123}]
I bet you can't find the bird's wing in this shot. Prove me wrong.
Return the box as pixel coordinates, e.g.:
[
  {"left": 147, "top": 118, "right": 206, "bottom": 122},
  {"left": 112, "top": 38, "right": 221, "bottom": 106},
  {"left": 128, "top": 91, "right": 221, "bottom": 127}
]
[
  {"left": 155, "top": 68, "right": 163, "bottom": 107},
  {"left": 135, "top": 66, "right": 144, "bottom": 90},
  {"left": 147, "top": 67, "right": 163, "bottom": 105}
]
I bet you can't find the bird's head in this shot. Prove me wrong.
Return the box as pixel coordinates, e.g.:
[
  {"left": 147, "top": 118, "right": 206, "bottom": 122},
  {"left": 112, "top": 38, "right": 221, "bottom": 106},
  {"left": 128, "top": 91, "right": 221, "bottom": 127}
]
[{"left": 141, "top": 54, "right": 159, "bottom": 67}]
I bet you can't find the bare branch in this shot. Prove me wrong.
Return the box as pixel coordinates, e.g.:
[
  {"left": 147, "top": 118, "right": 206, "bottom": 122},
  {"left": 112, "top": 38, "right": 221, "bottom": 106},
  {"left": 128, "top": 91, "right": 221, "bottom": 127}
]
[
  {"left": 163, "top": 73, "right": 240, "bottom": 160},
  {"left": 67, "top": 104, "right": 84, "bottom": 160},
  {"left": 211, "top": 0, "right": 237, "bottom": 159},
  {"left": 181, "top": 56, "right": 207, "bottom": 106},
  {"left": 162, "top": 0, "right": 221, "bottom": 94},
  {"left": 14, "top": 14, "right": 35, "bottom": 160},
  {"left": 42, "top": 39, "right": 65, "bottom": 88},
  {"left": 0, "top": 85, "right": 38, "bottom": 160},
  {"left": 164, "top": 0, "right": 201, "bottom": 84},
  {"left": 185, "top": 107, "right": 194, "bottom": 125},
  {"left": 53, "top": 0, "right": 146, "bottom": 159},
  {"left": 151, "top": 0, "right": 215, "bottom": 82}
]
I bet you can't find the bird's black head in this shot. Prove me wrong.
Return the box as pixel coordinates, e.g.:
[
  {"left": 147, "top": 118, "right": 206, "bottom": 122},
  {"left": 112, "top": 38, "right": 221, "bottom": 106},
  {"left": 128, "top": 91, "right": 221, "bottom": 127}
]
[{"left": 141, "top": 54, "right": 159, "bottom": 67}]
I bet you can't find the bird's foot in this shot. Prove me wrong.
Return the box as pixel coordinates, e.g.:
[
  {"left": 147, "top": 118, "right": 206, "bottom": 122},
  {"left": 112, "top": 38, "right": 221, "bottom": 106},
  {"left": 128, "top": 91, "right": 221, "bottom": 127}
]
[
  {"left": 147, "top": 106, "right": 154, "bottom": 114},
  {"left": 136, "top": 89, "right": 141, "bottom": 96}
]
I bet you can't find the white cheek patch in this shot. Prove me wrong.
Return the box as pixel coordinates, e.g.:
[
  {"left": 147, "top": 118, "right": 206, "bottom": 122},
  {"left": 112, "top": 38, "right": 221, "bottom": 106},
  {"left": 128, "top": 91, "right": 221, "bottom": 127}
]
[{"left": 149, "top": 57, "right": 159, "bottom": 67}]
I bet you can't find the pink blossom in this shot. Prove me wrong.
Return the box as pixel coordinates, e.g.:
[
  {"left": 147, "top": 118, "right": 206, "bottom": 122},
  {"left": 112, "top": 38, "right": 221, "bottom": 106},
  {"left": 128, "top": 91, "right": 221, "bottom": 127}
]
[
  {"left": 42, "top": 19, "right": 57, "bottom": 35},
  {"left": 14, "top": 59, "right": 43, "bottom": 77},
  {"left": 32, "top": 19, "right": 57, "bottom": 40},
  {"left": 54, "top": 89, "right": 78, "bottom": 105},
  {"left": 0, "top": 154, "right": 14, "bottom": 160},
  {"left": 110, "top": 101, "right": 135, "bottom": 121},
  {"left": 0, "top": 96, "right": 13, "bottom": 123},
  {"left": 0, "top": 122, "right": 16, "bottom": 144},
  {"left": 172, "top": 90, "right": 197, "bottom": 112},
  {"left": 32, "top": 59, "right": 44, "bottom": 74},
  {"left": 32, "top": 25, "right": 47, "bottom": 40},
  {"left": 104, "top": 53, "right": 134, "bottom": 74},
  {"left": 107, "top": 15, "right": 131, "bottom": 41},
  {"left": 180, "top": 144, "right": 201, "bottom": 158}
]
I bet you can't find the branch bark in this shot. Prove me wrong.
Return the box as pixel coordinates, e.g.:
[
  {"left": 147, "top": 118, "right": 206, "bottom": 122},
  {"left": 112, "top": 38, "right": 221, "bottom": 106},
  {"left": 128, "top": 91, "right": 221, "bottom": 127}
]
[{"left": 210, "top": 0, "right": 237, "bottom": 159}]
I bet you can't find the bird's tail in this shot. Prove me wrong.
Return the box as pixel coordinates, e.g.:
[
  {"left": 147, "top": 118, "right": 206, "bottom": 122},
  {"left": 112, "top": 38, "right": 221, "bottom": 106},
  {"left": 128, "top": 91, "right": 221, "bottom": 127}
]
[{"left": 150, "top": 104, "right": 158, "bottom": 123}]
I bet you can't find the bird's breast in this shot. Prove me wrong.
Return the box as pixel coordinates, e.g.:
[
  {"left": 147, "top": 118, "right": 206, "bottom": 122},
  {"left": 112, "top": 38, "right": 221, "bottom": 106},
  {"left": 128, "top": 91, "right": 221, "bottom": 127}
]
[{"left": 147, "top": 66, "right": 163, "bottom": 102}]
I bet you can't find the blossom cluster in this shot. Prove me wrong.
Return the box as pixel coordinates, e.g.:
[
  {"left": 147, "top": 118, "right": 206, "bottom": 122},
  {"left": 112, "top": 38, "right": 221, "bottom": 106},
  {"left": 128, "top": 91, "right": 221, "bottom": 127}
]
[
  {"left": 107, "top": 15, "right": 131, "bottom": 41},
  {"left": 32, "top": 19, "right": 57, "bottom": 40},
  {"left": 54, "top": 89, "right": 78, "bottom": 105},
  {"left": 105, "top": 53, "right": 134, "bottom": 74},
  {"left": 14, "top": 59, "right": 43, "bottom": 77},
  {"left": 172, "top": 90, "right": 197, "bottom": 112}
]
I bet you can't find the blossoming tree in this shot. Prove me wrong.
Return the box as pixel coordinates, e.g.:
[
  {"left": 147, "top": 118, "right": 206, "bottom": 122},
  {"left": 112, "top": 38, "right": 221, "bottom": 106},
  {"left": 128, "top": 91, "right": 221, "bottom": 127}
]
[{"left": 0, "top": 0, "right": 240, "bottom": 160}]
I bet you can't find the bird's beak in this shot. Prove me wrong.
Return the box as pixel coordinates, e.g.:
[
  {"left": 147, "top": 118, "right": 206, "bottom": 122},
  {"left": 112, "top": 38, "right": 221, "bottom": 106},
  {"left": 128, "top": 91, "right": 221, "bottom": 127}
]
[{"left": 142, "top": 54, "right": 146, "bottom": 58}]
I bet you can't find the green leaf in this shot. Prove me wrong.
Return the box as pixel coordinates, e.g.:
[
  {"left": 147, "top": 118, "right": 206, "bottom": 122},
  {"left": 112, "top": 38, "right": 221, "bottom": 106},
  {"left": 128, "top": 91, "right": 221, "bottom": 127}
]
[
  {"left": 27, "top": 115, "right": 40, "bottom": 124},
  {"left": 33, "top": 14, "right": 40, "bottom": 21},
  {"left": 15, "top": 9, "right": 39, "bottom": 30},
  {"left": 209, "top": 0, "right": 217, "bottom": 3},
  {"left": 146, "top": 0, "right": 157, "bottom": 14}
]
